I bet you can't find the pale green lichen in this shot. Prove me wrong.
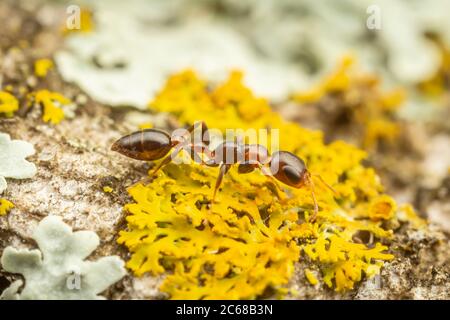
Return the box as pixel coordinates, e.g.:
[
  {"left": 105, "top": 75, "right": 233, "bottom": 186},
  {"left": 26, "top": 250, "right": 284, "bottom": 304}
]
[
  {"left": 0, "top": 216, "right": 126, "bottom": 300},
  {"left": 0, "top": 133, "right": 37, "bottom": 194}
]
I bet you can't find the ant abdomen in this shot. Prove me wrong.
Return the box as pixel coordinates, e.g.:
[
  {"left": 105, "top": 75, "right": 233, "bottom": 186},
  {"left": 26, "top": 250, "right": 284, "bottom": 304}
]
[{"left": 111, "top": 129, "right": 173, "bottom": 161}]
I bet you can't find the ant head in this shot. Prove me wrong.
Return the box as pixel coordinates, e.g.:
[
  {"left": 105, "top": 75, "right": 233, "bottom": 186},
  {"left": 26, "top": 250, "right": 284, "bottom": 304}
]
[{"left": 269, "top": 151, "right": 308, "bottom": 188}]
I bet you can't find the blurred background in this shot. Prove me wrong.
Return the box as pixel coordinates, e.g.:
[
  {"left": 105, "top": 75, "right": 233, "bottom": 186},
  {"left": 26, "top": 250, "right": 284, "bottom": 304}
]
[{"left": 1, "top": 0, "right": 449, "bottom": 230}]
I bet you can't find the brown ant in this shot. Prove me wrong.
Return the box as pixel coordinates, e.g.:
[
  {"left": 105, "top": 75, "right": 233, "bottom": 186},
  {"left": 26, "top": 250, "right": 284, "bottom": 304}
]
[{"left": 111, "top": 121, "right": 336, "bottom": 222}]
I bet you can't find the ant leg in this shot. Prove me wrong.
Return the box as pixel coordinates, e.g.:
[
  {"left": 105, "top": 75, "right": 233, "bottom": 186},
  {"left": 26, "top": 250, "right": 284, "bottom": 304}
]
[
  {"left": 212, "top": 163, "right": 231, "bottom": 202},
  {"left": 190, "top": 142, "right": 213, "bottom": 165},
  {"left": 130, "top": 142, "right": 205, "bottom": 188},
  {"left": 312, "top": 174, "right": 338, "bottom": 195},
  {"left": 257, "top": 163, "right": 285, "bottom": 199},
  {"left": 204, "top": 158, "right": 219, "bottom": 167},
  {"left": 151, "top": 143, "right": 184, "bottom": 176},
  {"left": 171, "top": 121, "right": 209, "bottom": 147},
  {"left": 187, "top": 121, "right": 208, "bottom": 133},
  {"left": 186, "top": 121, "right": 210, "bottom": 145},
  {"left": 129, "top": 174, "right": 154, "bottom": 189},
  {"left": 306, "top": 173, "right": 319, "bottom": 223},
  {"left": 152, "top": 129, "right": 212, "bottom": 176},
  {"left": 128, "top": 145, "right": 184, "bottom": 189},
  {"left": 259, "top": 165, "right": 280, "bottom": 191},
  {"left": 130, "top": 146, "right": 183, "bottom": 188}
]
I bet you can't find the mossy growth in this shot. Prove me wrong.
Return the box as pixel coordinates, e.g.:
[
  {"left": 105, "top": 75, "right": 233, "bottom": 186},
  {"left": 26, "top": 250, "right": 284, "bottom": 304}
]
[{"left": 118, "top": 70, "right": 424, "bottom": 299}]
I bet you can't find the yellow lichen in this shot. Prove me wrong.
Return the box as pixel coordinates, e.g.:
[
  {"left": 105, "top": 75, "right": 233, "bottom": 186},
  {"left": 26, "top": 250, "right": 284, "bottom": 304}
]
[
  {"left": 118, "top": 70, "right": 407, "bottom": 298},
  {"left": 305, "top": 269, "right": 319, "bottom": 286},
  {"left": 291, "top": 55, "right": 355, "bottom": 104},
  {"left": 29, "top": 90, "right": 71, "bottom": 124},
  {"left": 34, "top": 59, "right": 53, "bottom": 78},
  {"left": 0, "top": 91, "right": 19, "bottom": 117},
  {"left": 397, "top": 204, "right": 427, "bottom": 229},
  {"left": 292, "top": 55, "right": 405, "bottom": 150},
  {"left": 119, "top": 164, "right": 301, "bottom": 299},
  {"left": 138, "top": 123, "right": 153, "bottom": 130},
  {"left": 0, "top": 199, "right": 14, "bottom": 216},
  {"left": 368, "top": 195, "right": 397, "bottom": 221},
  {"left": 419, "top": 35, "right": 450, "bottom": 97},
  {"left": 363, "top": 119, "right": 400, "bottom": 150},
  {"left": 304, "top": 234, "right": 393, "bottom": 292},
  {"left": 103, "top": 186, "right": 113, "bottom": 193}
]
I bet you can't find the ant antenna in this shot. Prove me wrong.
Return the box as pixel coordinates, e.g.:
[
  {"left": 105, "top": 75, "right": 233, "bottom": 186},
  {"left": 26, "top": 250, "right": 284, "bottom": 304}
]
[
  {"left": 306, "top": 173, "right": 319, "bottom": 223},
  {"left": 312, "top": 173, "right": 338, "bottom": 196},
  {"left": 306, "top": 173, "right": 338, "bottom": 223}
]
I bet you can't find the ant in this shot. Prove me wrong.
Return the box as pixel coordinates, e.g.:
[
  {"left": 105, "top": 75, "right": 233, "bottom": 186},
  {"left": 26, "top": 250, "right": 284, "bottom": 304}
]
[{"left": 111, "top": 121, "right": 336, "bottom": 222}]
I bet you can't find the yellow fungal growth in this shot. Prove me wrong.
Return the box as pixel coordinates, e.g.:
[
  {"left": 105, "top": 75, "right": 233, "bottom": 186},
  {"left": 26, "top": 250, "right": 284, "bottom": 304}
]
[
  {"left": 103, "top": 186, "right": 113, "bottom": 193},
  {"left": 0, "top": 199, "right": 14, "bottom": 216},
  {"left": 34, "top": 59, "right": 53, "bottom": 78},
  {"left": 29, "top": 90, "right": 72, "bottom": 124},
  {"left": 0, "top": 91, "right": 19, "bottom": 117},
  {"left": 118, "top": 70, "right": 410, "bottom": 298},
  {"left": 292, "top": 55, "right": 406, "bottom": 150}
]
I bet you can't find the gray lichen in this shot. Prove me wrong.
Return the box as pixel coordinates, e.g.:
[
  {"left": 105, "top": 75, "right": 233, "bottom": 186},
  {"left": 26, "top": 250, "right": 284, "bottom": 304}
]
[{"left": 0, "top": 215, "right": 126, "bottom": 300}]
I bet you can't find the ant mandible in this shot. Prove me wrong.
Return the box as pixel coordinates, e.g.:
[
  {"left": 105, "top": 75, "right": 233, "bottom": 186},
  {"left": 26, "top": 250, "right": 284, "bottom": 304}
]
[{"left": 111, "top": 121, "right": 336, "bottom": 222}]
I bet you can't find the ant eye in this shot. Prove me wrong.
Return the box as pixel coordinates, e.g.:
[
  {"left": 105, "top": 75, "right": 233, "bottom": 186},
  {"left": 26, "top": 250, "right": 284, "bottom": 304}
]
[{"left": 282, "top": 165, "right": 302, "bottom": 184}]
